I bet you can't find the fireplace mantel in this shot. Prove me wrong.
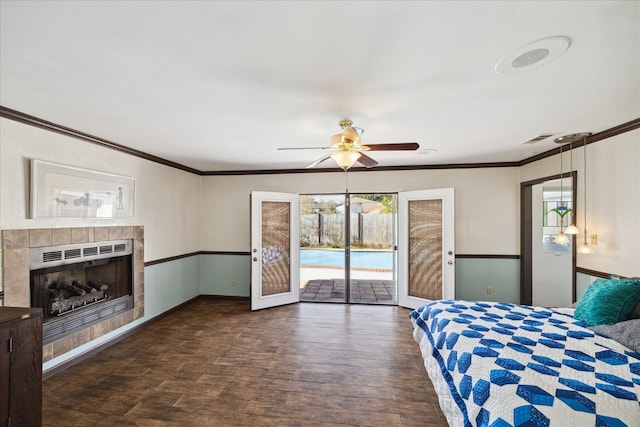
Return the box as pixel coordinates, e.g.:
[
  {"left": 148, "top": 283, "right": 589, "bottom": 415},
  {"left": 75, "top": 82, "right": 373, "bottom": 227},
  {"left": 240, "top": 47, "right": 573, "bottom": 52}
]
[{"left": 1, "top": 226, "right": 144, "bottom": 362}]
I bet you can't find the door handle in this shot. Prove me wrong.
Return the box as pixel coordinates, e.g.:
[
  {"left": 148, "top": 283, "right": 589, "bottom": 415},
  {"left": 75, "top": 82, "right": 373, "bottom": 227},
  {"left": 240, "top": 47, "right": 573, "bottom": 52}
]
[{"left": 448, "top": 260, "right": 454, "bottom": 265}]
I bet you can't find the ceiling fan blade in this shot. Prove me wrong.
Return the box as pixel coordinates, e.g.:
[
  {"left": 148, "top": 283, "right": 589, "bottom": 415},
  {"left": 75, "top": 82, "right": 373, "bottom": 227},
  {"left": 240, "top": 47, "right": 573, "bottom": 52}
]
[
  {"left": 356, "top": 152, "right": 378, "bottom": 168},
  {"left": 278, "top": 146, "right": 329, "bottom": 150},
  {"left": 367, "top": 142, "right": 419, "bottom": 151},
  {"left": 306, "top": 153, "right": 332, "bottom": 168}
]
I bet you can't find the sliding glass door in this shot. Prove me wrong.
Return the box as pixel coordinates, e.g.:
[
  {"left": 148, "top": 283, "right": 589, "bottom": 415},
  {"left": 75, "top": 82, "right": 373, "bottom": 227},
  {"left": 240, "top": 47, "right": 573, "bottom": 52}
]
[{"left": 299, "top": 193, "right": 397, "bottom": 304}]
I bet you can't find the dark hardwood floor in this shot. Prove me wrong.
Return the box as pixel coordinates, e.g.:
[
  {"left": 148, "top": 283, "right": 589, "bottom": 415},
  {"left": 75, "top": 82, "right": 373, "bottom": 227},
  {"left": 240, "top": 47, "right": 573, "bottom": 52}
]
[{"left": 43, "top": 298, "right": 448, "bottom": 426}]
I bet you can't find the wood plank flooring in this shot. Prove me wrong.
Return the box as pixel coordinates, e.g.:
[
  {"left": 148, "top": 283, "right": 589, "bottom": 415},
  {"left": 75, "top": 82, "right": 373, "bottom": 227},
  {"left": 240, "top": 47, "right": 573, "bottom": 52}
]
[{"left": 42, "top": 298, "right": 448, "bottom": 426}]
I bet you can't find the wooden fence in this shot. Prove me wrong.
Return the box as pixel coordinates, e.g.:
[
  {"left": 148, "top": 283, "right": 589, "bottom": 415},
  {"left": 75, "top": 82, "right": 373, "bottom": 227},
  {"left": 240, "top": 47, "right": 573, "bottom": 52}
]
[{"left": 300, "top": 214, "right": 393, "bottom": 248}]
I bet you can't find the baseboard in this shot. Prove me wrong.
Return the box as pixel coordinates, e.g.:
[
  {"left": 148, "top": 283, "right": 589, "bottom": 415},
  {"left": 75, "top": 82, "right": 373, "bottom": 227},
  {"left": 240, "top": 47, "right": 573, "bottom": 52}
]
[{"left": 199, "top": 294, "right": 250, "bottom": 301}]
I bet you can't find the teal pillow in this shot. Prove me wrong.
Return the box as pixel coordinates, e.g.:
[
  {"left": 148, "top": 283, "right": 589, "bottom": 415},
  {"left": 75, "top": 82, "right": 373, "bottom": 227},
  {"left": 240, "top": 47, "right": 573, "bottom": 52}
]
[{"left": 574, "top": 279, "right": 640, "bottom": 325}]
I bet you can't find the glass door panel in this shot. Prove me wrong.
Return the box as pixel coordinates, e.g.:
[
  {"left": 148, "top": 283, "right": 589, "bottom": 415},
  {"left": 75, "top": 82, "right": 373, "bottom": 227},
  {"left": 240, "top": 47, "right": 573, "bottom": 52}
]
[
  {"left": 408, "top": 199, "right": 442, "bottom": 300},
  {"left": 260, "top": 201, "right": 292, "bottom": 296},
  {"left": 348, "top": 194, "right": 397, "bottom": 304},
  {"left": 299, "top": 194, "right": 346, "bottom": 303}
]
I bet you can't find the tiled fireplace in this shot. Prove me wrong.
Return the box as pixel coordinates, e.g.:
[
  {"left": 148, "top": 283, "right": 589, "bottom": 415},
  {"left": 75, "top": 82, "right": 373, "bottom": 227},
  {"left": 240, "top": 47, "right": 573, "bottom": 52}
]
[{"left": 1, "top": 226, "right": 144, "bottom": 362}]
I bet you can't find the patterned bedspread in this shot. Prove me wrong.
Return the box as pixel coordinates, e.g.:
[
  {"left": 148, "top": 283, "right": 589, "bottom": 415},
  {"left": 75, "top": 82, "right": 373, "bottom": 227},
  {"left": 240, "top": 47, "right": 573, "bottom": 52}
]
[{"left": 410, "top": 300, "right": 640, "bottom": 427}]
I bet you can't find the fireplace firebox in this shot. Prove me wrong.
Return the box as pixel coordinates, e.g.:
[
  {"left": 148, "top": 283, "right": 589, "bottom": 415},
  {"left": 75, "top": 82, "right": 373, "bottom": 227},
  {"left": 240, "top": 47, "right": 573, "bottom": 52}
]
[{"left": 29, "top": 240, "right": 133, "bottom": 343}]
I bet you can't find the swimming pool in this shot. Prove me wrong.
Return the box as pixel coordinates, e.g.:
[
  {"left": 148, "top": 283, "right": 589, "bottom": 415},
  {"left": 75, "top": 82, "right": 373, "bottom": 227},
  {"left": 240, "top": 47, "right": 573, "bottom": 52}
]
[{"left": 300, "top": 248, "right": 393, "bottom": 270}]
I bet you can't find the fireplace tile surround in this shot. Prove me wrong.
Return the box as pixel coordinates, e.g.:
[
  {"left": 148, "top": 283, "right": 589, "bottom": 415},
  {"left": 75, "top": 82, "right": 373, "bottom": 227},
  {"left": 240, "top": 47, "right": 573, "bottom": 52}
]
[{"left": 1, "top": 226, "right": 144, "bottom": 362}]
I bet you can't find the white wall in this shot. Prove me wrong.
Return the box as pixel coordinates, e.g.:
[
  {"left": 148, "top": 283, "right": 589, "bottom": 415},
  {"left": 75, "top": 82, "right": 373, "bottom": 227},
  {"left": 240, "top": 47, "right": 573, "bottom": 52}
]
[
  {"left": 521, "top": 130, "right": 640, "bottom": 277},
  {"left": 0, "top": 117, "right": 202, "bottom": 261},
  {"left": 199, "top": 167, "right": 522, "bottom": 255},
  {"left": 1, "top": 117, "right": 205, "bottom": 370},
  {"left": 0, "top": 117, "right": 203, "bottom": 319}
]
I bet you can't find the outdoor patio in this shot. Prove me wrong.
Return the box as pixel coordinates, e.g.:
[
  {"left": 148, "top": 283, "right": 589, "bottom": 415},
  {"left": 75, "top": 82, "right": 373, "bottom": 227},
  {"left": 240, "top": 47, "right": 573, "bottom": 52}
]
[{"left": 300, "top": 279, "right": 395, "bottom": 303}]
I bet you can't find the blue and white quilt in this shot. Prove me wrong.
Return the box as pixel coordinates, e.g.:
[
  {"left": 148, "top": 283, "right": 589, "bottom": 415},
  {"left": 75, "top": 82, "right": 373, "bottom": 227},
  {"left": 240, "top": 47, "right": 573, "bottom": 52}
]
[{"left": 410, "top": 300, "right": 640, "bottom": 427}]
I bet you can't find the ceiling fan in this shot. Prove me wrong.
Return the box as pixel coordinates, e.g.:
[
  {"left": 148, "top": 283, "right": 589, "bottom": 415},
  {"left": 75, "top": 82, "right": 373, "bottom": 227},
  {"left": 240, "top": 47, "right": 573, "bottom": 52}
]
[{"left": 278, "top": 120, "right": 419, "bottom": 170}]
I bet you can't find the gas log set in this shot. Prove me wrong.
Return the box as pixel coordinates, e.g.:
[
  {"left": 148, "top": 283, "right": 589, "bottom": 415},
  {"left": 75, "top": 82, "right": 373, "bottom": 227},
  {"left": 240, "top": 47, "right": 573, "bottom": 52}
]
[
  {"left": 48, "top": 278, "right": 110, "bottom": 315},
  {"left": 29, "top": 239, "right": 134, "bottom": 344}
]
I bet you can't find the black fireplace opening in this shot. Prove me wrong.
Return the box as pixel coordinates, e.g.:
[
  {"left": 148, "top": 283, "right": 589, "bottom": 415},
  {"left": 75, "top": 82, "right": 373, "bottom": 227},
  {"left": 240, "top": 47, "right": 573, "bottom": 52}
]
[
  {"left": 29, "top": 240, "right": 134, "bottom": 343},
  {"left": 31, "top": 255, "right": 132, "bottom": 322}
]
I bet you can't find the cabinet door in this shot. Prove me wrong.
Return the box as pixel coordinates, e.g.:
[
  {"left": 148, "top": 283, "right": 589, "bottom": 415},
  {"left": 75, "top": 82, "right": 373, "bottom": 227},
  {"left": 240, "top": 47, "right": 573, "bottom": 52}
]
[
  {"left": 9, "top": 317, "right": 43, "bottom": 426},
  {"left": 0, "top": 325, "right": 10, "bottom": 425}
]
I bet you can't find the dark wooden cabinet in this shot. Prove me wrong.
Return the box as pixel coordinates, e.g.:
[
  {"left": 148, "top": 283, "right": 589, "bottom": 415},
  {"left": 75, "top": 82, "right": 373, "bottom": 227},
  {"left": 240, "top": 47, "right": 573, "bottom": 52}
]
[{"left": 0, "top": 307, "right": 43, "bottom": 427}]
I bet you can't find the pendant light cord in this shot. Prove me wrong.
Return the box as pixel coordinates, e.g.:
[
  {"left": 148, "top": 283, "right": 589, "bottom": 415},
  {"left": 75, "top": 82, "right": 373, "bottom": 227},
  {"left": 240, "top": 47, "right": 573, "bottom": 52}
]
[
  {"left": 569, "top": 139, "right": 573, "bottom": 224},
  {"left": 569, "top": 140, "right": 573, "bottom": 174},
  {"left": 583, "top": 136, "right": 588, "bottom": 239},
  {"left": 559, "top": 142, "right": 564, "bottom": 216}
]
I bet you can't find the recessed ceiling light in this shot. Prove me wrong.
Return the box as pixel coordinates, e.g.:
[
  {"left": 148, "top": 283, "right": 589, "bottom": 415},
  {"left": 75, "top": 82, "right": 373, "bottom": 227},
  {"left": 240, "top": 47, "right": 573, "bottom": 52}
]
[
  {"left": 496, "top": 36, "right": 571, "bottom": 75},
  {"left": 417, "top": 148, "right": 437, "bottom": 155}
]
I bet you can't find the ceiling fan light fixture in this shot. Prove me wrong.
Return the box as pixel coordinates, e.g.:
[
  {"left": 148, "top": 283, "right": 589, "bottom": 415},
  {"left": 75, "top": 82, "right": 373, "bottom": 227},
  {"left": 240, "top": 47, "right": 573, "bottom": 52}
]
[
  {"left": 287, "top": 119, "right": 419, "bottom": 169},
  {"left": 330, "top": 133, "right": 342, "bottom": 149},
  {"left": 342, "top": 127, "right": 361, "bottom": 146},
  {"left": 332, "top": 150, "right": 360, "bottom": 170}
]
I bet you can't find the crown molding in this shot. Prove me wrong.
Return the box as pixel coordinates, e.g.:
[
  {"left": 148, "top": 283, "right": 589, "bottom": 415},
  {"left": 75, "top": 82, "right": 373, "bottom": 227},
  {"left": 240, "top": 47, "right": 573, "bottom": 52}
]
[
  {"left": 0, "top": 106, "right": 201, "bottom": 175},
  {"left": 518, "top": 117, "right": 640, "bottom": 166},
  {"left": 2, "top": 106, "right": 638, "bottom": 176}
]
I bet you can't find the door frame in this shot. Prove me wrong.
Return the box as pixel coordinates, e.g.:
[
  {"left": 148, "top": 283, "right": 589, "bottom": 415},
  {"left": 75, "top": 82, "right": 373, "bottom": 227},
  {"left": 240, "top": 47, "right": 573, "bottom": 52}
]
[{"left": 520, "top": 172, "right": 577, "bottom": 305}]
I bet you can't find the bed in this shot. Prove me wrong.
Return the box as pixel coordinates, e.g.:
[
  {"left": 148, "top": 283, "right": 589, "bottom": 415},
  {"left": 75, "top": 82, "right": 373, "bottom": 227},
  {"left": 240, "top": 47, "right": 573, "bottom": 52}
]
[{"left": 410, "top": 299, "right": 640, "bottom": 427}]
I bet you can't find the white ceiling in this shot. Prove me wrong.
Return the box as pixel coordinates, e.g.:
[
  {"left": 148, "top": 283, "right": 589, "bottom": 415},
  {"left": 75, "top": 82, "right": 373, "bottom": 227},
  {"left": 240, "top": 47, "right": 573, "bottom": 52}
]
[{"left": 1, "top": 1, "right": 638, "bottom": 172}]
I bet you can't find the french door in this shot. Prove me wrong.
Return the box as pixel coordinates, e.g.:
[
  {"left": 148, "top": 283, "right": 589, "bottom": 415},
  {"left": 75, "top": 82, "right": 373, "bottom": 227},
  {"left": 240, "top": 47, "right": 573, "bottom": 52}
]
[
  {"left": 250, "top": 191, "right": 299, "bottom": 310},
  {"left": 251, "top": 188, "right": 455, "bottom": 311},
  {"left": 397, "top": 188, "right": 455, "bottom": 309}
]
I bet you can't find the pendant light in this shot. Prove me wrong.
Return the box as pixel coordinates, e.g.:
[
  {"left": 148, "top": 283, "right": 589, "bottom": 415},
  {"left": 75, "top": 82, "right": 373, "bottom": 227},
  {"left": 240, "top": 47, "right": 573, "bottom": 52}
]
[
  {"left": 553, "top": 140, "right": 569, "bottom": 245},
  {"left": 554, "top": 132, "right": 591, "bottom": 245},
  {"left": 577, "top": 134, "right": 594, "bottom": 254}
]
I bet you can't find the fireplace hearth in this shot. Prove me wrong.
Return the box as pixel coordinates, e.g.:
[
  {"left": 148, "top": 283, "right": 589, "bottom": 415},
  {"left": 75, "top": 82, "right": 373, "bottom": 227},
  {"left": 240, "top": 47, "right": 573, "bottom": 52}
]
[{"left": 30, "top": 239, "right": 133, "bottom": 343}]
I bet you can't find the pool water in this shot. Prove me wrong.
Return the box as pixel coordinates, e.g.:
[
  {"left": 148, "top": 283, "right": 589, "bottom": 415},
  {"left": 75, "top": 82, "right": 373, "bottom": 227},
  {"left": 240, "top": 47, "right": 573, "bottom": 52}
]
[{"left": 300, "top": 248, "right": 393, "bottom": 270}]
